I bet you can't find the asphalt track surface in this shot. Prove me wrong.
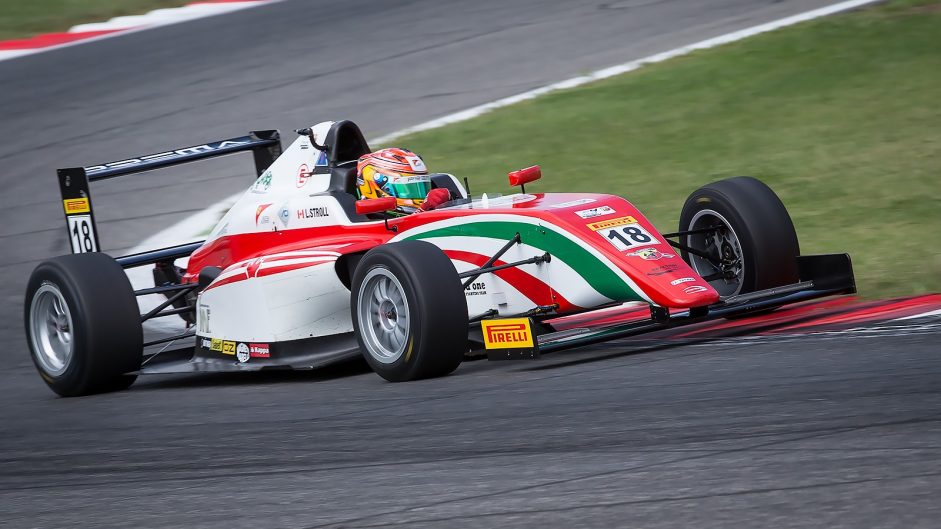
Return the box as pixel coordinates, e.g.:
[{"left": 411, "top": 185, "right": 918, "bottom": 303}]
[{"left": 2, "top": 0, "right": 939, "bottom": 527}]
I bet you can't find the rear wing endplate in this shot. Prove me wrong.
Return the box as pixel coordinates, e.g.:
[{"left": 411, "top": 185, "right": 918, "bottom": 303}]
[{"left": 57, "top": 130, "right": 281, "bottom": 259}]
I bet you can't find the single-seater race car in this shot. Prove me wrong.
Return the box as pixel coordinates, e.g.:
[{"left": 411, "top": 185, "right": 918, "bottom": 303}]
[{"left": 25, "top": 120, "right": 855, "bottom": 396}]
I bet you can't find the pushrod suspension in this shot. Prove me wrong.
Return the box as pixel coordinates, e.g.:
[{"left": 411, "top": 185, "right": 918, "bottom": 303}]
[
  {"left": 140, "top": 284, "right": 198, "bottom": 322},
  {"left": 665, "top": 239, "right": 722, "bottom": 267},
  {"left": 461, "top": 233, "right": 522, "bottom": 289},
  {"left": 146, "top": 305, "right": 197, "bottom": 319},
  {"left": 459, "top": 253, "right": 551, "bottom": 283}
]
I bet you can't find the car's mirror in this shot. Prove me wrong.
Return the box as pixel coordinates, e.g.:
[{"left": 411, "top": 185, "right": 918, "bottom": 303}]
[
  {"left": 355, "top": 196, "right": 397, "bottom": 215},
  {"left": 508, "top": 165, "right": 541, "bottom": 187}
]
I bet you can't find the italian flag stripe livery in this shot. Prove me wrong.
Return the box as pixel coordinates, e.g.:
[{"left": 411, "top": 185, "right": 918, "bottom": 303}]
[{"left": 395, "top": 215, "right": 651, "bottom": 305}]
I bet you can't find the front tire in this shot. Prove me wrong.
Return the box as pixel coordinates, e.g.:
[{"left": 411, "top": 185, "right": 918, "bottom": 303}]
[
  {"left": 24, "top": 253, "right": 143, "bottom": 397},
  {"left": 351, "top": 241, "right": 468, "bottom": 382},
  {"left": 678, "top": 176, "right": 800, "bottom": 298}
]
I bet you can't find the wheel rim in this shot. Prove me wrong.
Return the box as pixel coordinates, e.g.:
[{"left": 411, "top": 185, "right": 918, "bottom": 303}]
[
  {"left": 686, "top": 209, "right": 745, "bottom": 298},
  {"left": 29, "top": 282, "right": 74, "bottom": 377},
  {"left": 356, "top": 267, "right": 410, "bottom": 364}
]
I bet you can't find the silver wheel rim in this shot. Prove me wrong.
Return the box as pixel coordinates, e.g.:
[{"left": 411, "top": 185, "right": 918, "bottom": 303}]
[
  {"left": 29, "top": 282, "right": 74, "bottom": 377},
  {"left": 687, "top": 209, "right": 745, "bottom": 298},
  {"left": 356, "top": 267, "right": 410, "bottom": 364}
]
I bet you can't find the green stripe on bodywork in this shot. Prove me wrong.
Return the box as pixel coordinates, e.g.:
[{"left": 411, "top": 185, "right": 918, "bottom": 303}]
[{"left": 404, "top": 221, "right": 642, "bottom": 302}]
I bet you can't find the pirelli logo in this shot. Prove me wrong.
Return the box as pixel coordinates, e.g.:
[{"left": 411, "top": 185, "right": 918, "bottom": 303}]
[
  {"left": 481, "top": 318, "right": 535, "bottom": 349},
  {"left": 63, "top": 197, "right": 91, "bottom": 214},
  {"left": 587, "top": 215, "right": 636, "bottom": 231}
]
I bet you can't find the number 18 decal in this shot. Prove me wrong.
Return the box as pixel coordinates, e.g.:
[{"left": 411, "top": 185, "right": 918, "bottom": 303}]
[
  {"left": 67, "top": 215, "right": 98, "bottom": 253},
  {"left": 598, "top": 223, "right": 659, "bottom": 251}
]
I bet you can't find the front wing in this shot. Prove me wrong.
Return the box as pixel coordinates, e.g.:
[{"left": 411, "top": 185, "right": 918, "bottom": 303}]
[{"left": 490, "top": 253, "right": 855, "bottom": 358}]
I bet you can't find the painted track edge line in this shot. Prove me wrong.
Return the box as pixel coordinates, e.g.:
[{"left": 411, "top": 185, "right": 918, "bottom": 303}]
[
  {"left": 0, "top": 0, "right": 285, "bottom": 62},
  {"left": 895, "top": 308, "right": 941, "bottom": 321}
]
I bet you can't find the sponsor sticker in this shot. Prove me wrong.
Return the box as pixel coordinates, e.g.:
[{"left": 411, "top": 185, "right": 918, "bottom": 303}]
[
  {"left": 586, "top": 216, "right": 637, "bottom": 231},
  {"left": 478, "top": 194, "right": 536, "bottom": 207},
  {"left": 626, "top": 248, "right": 675, "bottom": 261},
  {"left": 592, "top": 218, "right": 660, "bottom": 252},
  {"left": 575, "top": 205, "right": 615, "bottom": 219},
  {"left": 684, "top": 285, "right": 709, "bottom": 294},
  {"left": 670, "top": 277, "right": 695, "bottom": 286},
  {"left": 550, "top": 198, "right": 596, "bottom": 209},
  {"left": 647, "top": 264, "right": 681, "bottom": 276},
  {"left": 464, "top": 280, "right": 487, "bottom": 297},
  {"left": 63, "top": 197, "right": 90, "bottom": 214},
  {"left": 405, "top": 155, "right": 426, "bottom": 172},
  {"left": 296, "top": 206, "right": 330, "bottom": 219},
  {"left": 510, "top": 193, "right": 537, "bottom": 204},
  {"left": 210, "top": 338, "right": 223, "bottom": 352},
  {"left": 315, "top": 151, "right": 329, "bottom": 167},
  {"left": 84, "top": 139, "right": 251, "bottom": 175},
  {"left": 201, "top": 338, "right": 212, "bottom": 349},
  {"left": 252, "top": 170, "right": 273, "bottom": 193},
  {"left": 198, "top": 304, "right": 210, "bottom": 334},
  {"left": 221, "top": 340, "right": 236, "bottom": 355},
  {"left": 278, "top": 205, "right": 290, "bottom": 227},
  {"left": 296, "top": 164, "right": 310, "bottom": 188},
  {"left": 236, "top": 343, "right": 250, "bottom": 363},
  {"left": 481, "top": 318, "right": 535, "bottom": 349},
  {"left": 255, "top": 203, "right": 272, "bottom": 225},
  {"left": 249, "top": 343, "right": 271, "bottom": 358}
]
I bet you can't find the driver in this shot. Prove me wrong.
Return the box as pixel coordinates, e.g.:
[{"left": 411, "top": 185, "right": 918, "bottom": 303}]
[{"left": 356, "top": 148, "right": 450, "bottom": 213}]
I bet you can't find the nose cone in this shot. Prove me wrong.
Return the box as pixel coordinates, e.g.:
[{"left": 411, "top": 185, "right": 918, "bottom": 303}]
[
  {"left": 540, "top": 194, "right": 722, "bottom": 308},
  {"left": 619, "top": 253, "right": 721, "bottom": 308},
  {"left": 659, "top": 279, "right": 721, "bottom": 307}
]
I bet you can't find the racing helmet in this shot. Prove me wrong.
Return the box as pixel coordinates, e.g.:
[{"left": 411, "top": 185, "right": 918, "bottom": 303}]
[{"left": 356, "top": 148, "right": 432, "bottom": 209}]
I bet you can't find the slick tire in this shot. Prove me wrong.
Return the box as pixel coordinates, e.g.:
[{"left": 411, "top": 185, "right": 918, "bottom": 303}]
[
  {"left": 351, "top": 240, "right": 468, "bottom": 382},
  {"left": 678, "top": 176, "right": 800, "bottom": 299},
  {"left": 24, "top": 253, "right": 143, "bottom": 397}
]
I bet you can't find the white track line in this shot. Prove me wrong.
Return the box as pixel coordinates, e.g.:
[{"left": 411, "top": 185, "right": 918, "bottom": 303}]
[
  {"left": 125, "top": 0, "right": 882, "bottom": 308},
  {"left": 70, "top": 2, "right": 268, "bottom": 32},
  {"left": 894, "top": 308, "right": 941, "bottom": 321},
  {"left": 0, "top": 1, "right": 280, "bottom": 63}
]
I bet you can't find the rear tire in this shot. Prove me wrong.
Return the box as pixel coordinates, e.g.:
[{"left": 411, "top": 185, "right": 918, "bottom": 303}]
[
  {"left": 24, "top": 253, "right": 142, "bottom": 397},
  {"left": 351, "top": 240, "right": 467, "bottom": 382},
  {"left": 678, "top": 176, "right": 800, "bottom": 299}
]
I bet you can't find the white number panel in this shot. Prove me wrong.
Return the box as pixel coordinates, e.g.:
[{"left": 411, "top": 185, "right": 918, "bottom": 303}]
[
  {"left": 67, "top": 215, "right": 98, "bottom": 253},
  {"left": 598, "top": 223, "right": 660, "bottom": 251}
]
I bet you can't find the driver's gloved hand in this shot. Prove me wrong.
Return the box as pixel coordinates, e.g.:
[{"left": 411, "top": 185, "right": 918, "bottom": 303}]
[{"left": 419, "top": 188, "right": 451, "bottom": 211}]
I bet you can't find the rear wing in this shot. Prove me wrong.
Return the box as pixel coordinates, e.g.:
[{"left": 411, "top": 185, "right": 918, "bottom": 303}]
[{"left": 57, "top": 130, "right": 281, "bottom": 266}]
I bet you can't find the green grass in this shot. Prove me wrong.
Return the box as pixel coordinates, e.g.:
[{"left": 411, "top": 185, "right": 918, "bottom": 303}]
[
  {"left": 0, "top": 0, "right": 192, "bottom": 40},
  {"left": 397, "top": 0, "right": 941, "bottom": 298}
]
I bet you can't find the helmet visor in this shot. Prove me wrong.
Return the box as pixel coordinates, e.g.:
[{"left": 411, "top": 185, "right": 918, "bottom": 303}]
[{"left": 385, "top": 175, "right": 431, "bottom": 200}]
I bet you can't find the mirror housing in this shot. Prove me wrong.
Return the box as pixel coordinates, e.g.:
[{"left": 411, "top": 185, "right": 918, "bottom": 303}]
[
  {"left": 508, "top": 165, "right": 541, "bottom": 187},
  {"left": 355, "top": 196, "right": 397, "bottom": 215}
]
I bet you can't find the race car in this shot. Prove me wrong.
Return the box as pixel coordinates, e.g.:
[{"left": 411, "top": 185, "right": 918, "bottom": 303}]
[{"left": 25, "top": 120, "right": 856, "bottom": 396}]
